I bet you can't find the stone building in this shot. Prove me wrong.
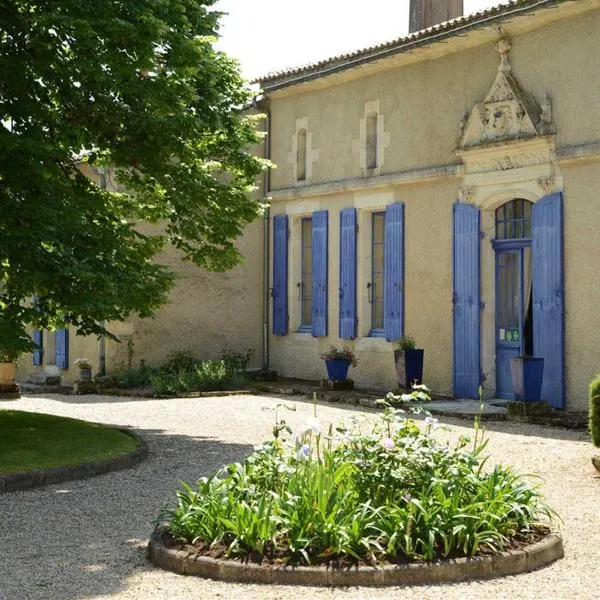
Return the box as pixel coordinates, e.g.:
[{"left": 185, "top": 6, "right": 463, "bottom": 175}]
[{"left": 23, "top": 0, "right": 600, "bottom": 411}]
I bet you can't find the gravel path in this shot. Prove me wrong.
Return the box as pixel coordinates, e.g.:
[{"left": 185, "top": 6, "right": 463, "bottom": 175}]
[{"left": 0, "top": 393, "right": 597, "bottom": 600}]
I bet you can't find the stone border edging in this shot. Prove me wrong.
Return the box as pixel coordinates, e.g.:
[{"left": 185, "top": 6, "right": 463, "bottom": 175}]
[
  {"left": 0, "top": 428, "right": 147, "bottom": 494},
  {"left": 148, "top": 525, "right": 563, "bottom": 587}
]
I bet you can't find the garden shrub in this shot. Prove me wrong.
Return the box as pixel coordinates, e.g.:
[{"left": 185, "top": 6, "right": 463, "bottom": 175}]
[
  {"left": 159, "top": 391, "right": 555, "bottom": 565},
  {"left": 589, "top": 374, "right": 600, "bottom": 447},
  {"left": 161, "top": 350, "right": 201, "bottom": 374}
]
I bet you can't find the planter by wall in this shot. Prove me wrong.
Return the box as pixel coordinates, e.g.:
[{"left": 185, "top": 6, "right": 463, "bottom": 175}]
[
  {"left": 0, "top": 362, "right": 16, "bottom": 384},
  {"left": 510, "top": 357, "right": 544, "bottom": 401},
  {"left": 394, "top": 349, "right": 424, "bottom": 389},
  {"left": 325, "top": 359, "right": 351, "bottom": 381}
]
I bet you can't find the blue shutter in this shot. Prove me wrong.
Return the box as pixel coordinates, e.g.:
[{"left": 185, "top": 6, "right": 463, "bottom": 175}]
[
  {"left": 453, "top": 203, "right": 480, "bottom": 399},
  {"left": 339, "top": 208, "right": 357, "bottom": 340},
  {"left": 272, "top": 214, "right": 288, "bottom": 335},
  {"left": 32, "top": 330, "right": 43, "bottom": 366},
  {"left": 55, "top": 328, "right": 69, "bottom": 369},
  {"left": 311, "top": 210, "right": 328, "bottom": 337},
  {"left": 532, "top": 192, "right": 564, "bottom": 409},
  {"left": 384, "top": 203, "right": 404, "bottom": 341}
]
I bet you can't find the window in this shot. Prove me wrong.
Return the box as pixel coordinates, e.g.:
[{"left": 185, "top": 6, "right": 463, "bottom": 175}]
[
  {"left": 370, "top": 212, "right": 385, "bottom": 333},
  {"left": 366, "top": 114, "right": 378, "bottom": 170},
  {"left": 495, "top": 198, "right": 532, "bottom": 239},
  {"left": 300, "top": 217, "right": 312, "bottom": 330},
  {"left": 297, "top": 128, "right": 307, "bottom": 182}
]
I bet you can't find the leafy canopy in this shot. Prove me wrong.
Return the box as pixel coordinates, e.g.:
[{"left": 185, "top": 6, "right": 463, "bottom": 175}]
[{"left": 0, "top": 0, "right": 266, "bottom": 357}]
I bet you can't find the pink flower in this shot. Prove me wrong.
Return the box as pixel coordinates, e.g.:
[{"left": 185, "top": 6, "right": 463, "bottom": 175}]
[{"left": 381, "top": 437, "right": 395, "bottom": 450}]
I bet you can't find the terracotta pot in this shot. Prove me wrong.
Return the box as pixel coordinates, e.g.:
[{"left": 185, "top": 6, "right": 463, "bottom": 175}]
[{"left": 0, "top": 362, "right": 16, "bottom": 384}]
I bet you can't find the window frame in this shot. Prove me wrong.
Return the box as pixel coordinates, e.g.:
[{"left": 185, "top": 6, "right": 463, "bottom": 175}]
[
  {"left": 298, "top": 216, "right": 313, "bottom": 333},
  {"left": 369, "top": 211, "right": 386, "bottom": 337}
]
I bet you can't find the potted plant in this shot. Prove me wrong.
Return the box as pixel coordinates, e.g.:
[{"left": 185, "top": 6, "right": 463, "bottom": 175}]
[
  {"left": 320, "top": 345, "right": 358, "bottom": 381},
  {"left": 74, "top": 358, "right": 93, "bottom": 381},
  {"left": 510, "top": 355, "right": 544, "bottom": 401},
  {"left": 394, "top": 335, "right": 424, "bottom": 390}
]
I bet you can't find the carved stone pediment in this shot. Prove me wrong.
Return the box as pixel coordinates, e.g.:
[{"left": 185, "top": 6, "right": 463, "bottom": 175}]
[{"left": 457, "top": 36, "right": 554, "bottom": 151}]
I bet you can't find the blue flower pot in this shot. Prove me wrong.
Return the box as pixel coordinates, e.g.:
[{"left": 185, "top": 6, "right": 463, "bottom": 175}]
[
  {"left": 325, "top": 359, "right": 350, "bottom": 381},
  {"left": 394, "top": 349, "right": 424, "bottom": 389},
  {"left": 510, "top": 357, "right": 544, "bottom": 401}
]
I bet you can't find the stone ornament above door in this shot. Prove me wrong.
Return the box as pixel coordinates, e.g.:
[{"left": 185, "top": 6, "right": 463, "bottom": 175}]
[{"left": 457, "top": 35, "right": 554, "bottom": 152}]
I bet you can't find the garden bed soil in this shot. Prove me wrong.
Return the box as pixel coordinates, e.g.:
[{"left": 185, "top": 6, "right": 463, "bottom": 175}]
[{"left": 160, "top": 526, "right": 551, "bottom": 569}]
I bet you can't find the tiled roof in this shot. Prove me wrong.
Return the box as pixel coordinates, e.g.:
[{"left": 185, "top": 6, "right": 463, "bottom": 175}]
[{"left": 254, "top": 0, "right": 566, "bottom": 89}]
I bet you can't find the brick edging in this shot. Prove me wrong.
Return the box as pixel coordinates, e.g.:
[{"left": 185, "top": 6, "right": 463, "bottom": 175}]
[
  {"left": 0, "top": 428, "right": 147, "bottom": 494},
  {"left": 148, "top": 525, "right": 563, "bottom": 587}
]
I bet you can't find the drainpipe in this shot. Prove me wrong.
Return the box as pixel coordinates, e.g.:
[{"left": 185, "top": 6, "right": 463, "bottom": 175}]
[
  {"left": 96, "top": 166, "right": 107, "bottom": 376},
  {"left": 254, "top": 95, "right": 272, "bottom": 371}
]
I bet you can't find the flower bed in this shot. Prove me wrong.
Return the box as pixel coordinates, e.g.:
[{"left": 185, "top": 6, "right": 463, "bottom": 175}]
[{"left": 155, "top": 392, "right": 557, "bottom": 569}]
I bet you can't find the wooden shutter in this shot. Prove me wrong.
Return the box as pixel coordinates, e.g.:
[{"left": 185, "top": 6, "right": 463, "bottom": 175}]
[
  {"left": 339, "top": 208, "right": 357, "bottom": 340},
  {"left": 453, "top": 203, "right": 480, "bottom": 399},
  {"left": 532, "top": 192, "right": 564, "bottom": 409},
  {"left": 384, "top": 203, "right": 404, "bottom": 341},
  {"left": 55, "top": 328, "right": 69, "bottom": 369},
  {"left": 272, "top": 214, "right": 288, "bottom": 336},
  {"left": 32, "top": 330, "right": 43, "bottom": 366},
  {"left": 311, "top": 210, "right": 328, "bottom": 337}
]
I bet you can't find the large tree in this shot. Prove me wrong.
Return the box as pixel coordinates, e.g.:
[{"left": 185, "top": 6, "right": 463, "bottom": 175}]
[{"left": 0, "top": 0, "right": 266, "bottom": 358}]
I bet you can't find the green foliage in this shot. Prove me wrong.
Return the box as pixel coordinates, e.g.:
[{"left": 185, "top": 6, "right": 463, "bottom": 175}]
[
  {"left": 319, "top": 345, "right": 358, "bottom": 367},
  {"left": 396, "top": 335, "right": 416, "bottom": 351},
  {"left": 160, "top": 395, "right": 555, "bottom": 565},
  {"left": 116, "top": 360, "right": 157, "bottom": 389},
  {"left": 150, "top": 359, "right": 243, "bottom": 394},
  {"left": 589, "top": 375, "right": 600, "bottom": 447},
  {"left": 221, "top": 348, "right": 252, "bottom": 373},
  {"left": 0, "top": 1, "right": 267, "bottom": 356},
  {"left": 161, "top": 350, "right": 201, "bottom": 375}
]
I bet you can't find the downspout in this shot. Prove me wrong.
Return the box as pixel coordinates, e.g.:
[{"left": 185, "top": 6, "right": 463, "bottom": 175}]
[
  {"left": 259, "top": 98, "right": 272, "bottom": 370},
  {"left": 97, "top": 166, "right": 107, "bottom": 376}
]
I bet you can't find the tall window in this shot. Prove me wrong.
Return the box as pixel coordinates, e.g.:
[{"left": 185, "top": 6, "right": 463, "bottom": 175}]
[
  {"left": 366, "top": 114, "right": 378, "bottom": 170},
  {"left": 297, "top": 128, "right": 307, "bottom": 182},
  {"left": 370, "top": 212, "right": 385, "bottom": 332},
  {"left": 300, "top": 217, "right": 312, "bottom": 329}
]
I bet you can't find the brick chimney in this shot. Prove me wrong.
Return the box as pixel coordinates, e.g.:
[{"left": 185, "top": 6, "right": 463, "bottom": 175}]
[{"left": 409, "top": 0, "right": 463, "bottom": 33}]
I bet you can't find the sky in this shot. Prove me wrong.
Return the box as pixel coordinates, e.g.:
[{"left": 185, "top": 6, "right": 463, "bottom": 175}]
[{"left": 214, "top": 0, "right": 511, "bottom": 80}]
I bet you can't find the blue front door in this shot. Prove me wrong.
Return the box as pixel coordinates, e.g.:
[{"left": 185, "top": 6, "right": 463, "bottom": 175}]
[{"left": 495, "top": 246, "right": 531, "bottom": 399}]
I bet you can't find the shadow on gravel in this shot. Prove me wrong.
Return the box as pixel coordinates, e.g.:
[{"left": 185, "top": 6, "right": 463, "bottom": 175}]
[{"left": 0, "top": 428, "right": 253, "bottom": 600}]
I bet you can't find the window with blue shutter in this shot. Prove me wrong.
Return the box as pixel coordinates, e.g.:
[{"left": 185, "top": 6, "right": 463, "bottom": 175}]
[
  {"left": 311, "top": 210, "right": 328, "bottom": 337},
  {"left": 532, "top": 192, "right": 564, "bottom": 409},
  {"left": 32, "top": 329, "right": 43, "bottom": 366},
  {"left": 339, "top": 208, "right": 357, "bottom": 340},
  {"left": 370, "top": 212, "right": 386, "bottom": 336},
  {"left": 299, "top": 217, "right": 312, "bottom": 331},
  {"left": 453, "top": 202, "right": 481, "bottom": 399},
  {"left": 384, "top": 203, "right": 404, "bottom": 341},
  {"left": 55, "top": 328, "right": 69, "bottom": 369},
  {"left": 273, "top": 214, "right": 288, "bottom": 335}
]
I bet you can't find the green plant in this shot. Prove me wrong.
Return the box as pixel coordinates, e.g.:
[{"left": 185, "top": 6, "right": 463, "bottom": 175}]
[
  {"left": 589, "top": 374, "right": 600, "bottom": 447},
  {"left": 116, "top": 360, "right": 157, "bottom": 389},
  {"left": 126, "top": 338, "right": 135, "bottom": 371},
  {"left": 320, "top": 345, "right": 358, "bottom": 367},
  {"left": 159, "top": 387, "right": 556, "bottom": 566},
  {"left": 221, "top": 348, "right": 252, "bottom": 374},
  {"left": 395, "top": 335, "right": 416, "bottom": 351},
  {"left": 161, "top": 349, "right": 201, "bottom": 375}
]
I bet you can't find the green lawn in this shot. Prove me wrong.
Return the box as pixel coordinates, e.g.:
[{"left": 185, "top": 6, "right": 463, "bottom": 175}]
[{"left": 0, "top": 410, "right": 139, "bottom": 475}]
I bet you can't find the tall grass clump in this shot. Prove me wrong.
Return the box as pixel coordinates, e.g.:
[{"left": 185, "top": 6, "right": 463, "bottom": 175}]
[{"left": 158, "top": 387, "right": 556, "bottom": 566}]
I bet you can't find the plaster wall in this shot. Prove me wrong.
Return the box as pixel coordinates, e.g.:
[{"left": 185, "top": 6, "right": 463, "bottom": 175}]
[
  {"left": 561, "top": 161, "right": 600, "bottom": 411},
  {"left": 268, "top": 8, "right": 600, "bottom": 191},
  {"left": 105, "top": 219, "right": 265, "bottom": 372},
  {"left": 269, "top": 179, "right": 456, "bottom": 394}
]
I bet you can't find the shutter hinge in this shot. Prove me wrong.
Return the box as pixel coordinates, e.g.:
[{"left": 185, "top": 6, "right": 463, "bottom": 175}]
[
  {"left": 287, "top": 229, "right": 291, "bottom": 239},
  {"left": 479, "top": 231, "right": 485, "bottom": 239},
  {"left": 356, "top": 224, "right": 359, "bottom": 233},
  {"left": 480, "top": 301, "right": 485, "bottom": 310}
]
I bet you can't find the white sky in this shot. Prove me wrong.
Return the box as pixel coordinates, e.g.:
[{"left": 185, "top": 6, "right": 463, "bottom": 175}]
[{"left": 214, "top": 0, "right": 510, "bottom": 80}]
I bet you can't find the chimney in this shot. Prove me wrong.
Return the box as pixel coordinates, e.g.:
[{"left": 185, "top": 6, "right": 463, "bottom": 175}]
[{"left": 409, "top": 0, "right": 463, "bottom": 33}]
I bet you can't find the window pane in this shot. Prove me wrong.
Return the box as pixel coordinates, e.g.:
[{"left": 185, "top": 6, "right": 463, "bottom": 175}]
[
  {"left": 373, "top": 273, "right": 384, "bottom": 302},
  {"left": 297, "top": 129, "right": 307, "bottom": 181},
  {"left": 366, "top": 114, "right": 378, "bottom": 169},
  {"left": 373, "top": 242, "right": 384, "bottom": 270},
  {"left": 373, "top": 301, "right": 384, "bottom": 329},
  {"left": 373, "top": 213, "right": 385, "bottom": 243}
]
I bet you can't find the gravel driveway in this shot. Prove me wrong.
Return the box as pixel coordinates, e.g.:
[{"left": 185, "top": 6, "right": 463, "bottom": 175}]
[{"left": 0, "top": 393, "right": 596, "bottom": 600}]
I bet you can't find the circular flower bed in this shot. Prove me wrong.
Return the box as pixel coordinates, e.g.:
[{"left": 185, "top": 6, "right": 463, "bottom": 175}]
[{"left": 155, "top": 392, "right": 557, "bottom": 571}]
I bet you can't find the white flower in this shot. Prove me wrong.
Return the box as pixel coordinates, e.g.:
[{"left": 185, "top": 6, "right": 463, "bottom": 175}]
[
  {"left": 300, "top": 417, "right": 321, "bottom": 436},
  {"left": 380, "top": 437, "right": 395, "bottom": 450},
  {"left": 424, "top": 417, "right": 439, "bottom": 430}
]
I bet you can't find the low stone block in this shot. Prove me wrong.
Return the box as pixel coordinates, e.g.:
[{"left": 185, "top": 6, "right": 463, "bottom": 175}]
[
  {"left": 507, "top": 400, "right": 551, "bottom": 417},
  {"left": 26, "top": 373, "right": 61, "bottom": 386},
  {"left": 74, "top": 380, "right": 98, "bottom": 394},
  {"left": 320, "top": 378, "right": 354, "bottom": 391}
]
